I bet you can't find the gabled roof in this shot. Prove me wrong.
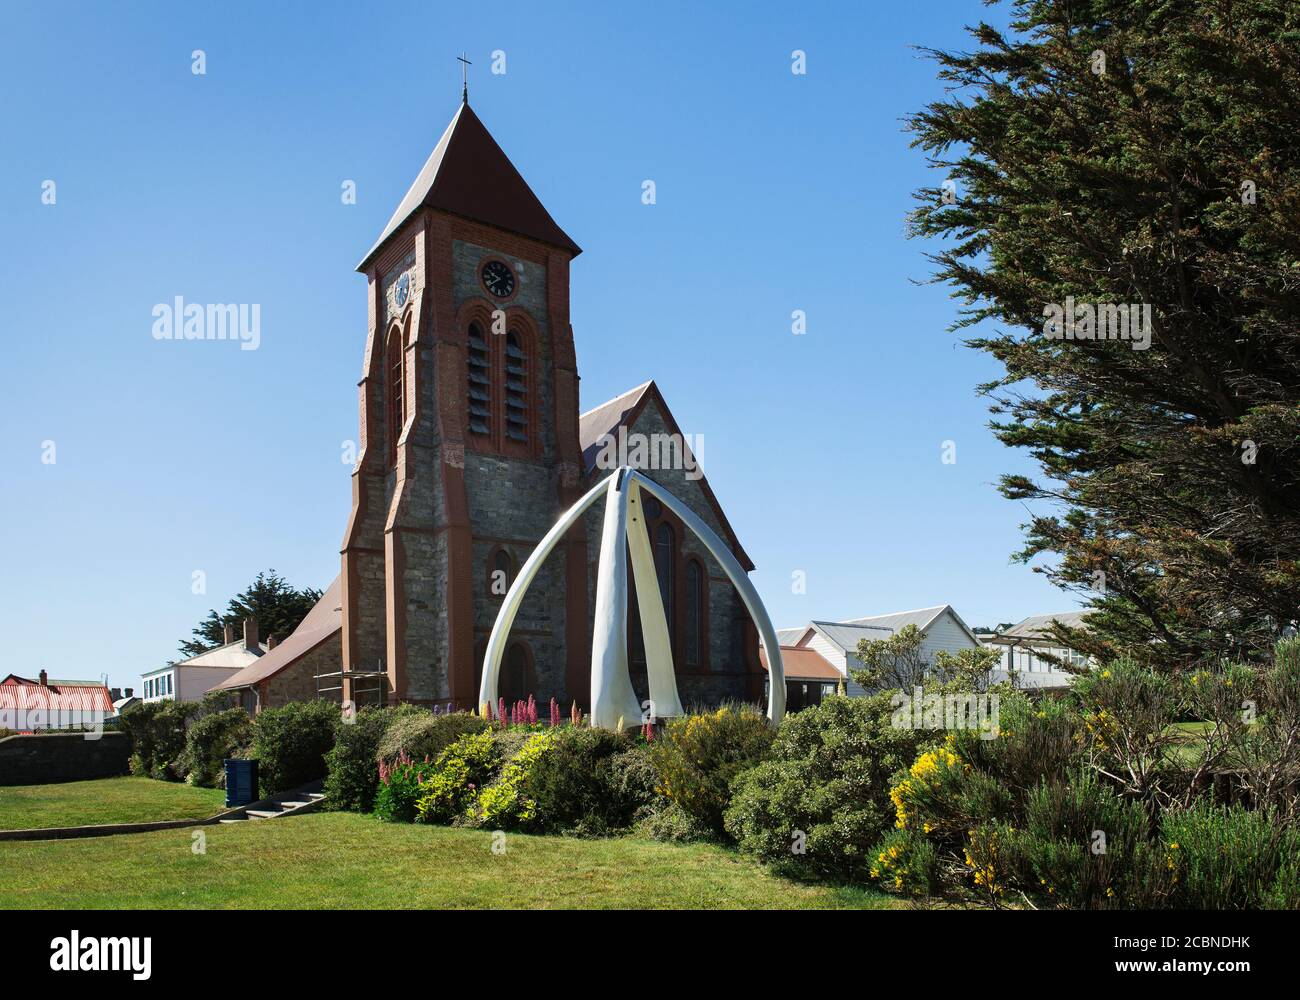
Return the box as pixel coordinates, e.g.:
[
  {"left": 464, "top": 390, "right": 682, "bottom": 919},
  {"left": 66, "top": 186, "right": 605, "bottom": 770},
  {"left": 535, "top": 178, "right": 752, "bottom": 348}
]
[
  {"left": 217, "top": 577, "right": 343, "bottom": 691},
  {"left": 578, "top": 380, "right": 754, "bottom": 572},
  {"left": 578, "top": 380, "right": 654, "bottom": 472},
  {"left": 842, "top": 604, "right": 981, "bottom": 647},
  {"left": 776, "top": 626, "right": 810, "bottom": 646},
  {"left": 997, "top": 611, "right": 1091, "bottom": 642},
  {"left": 357, "top": 102, "right": 580, "bottom": 271},
  {"left": 161, "top": 638, "right": 264, "bottom": 673},
  {"left": 0, "top": 675, "right": 115, "bottom": 715},
  {"left": 759, "top": 646, "right": 844, "bottom": 683},
  {"left": 808, "top": 621, "right": 893, "bottom": 654}
]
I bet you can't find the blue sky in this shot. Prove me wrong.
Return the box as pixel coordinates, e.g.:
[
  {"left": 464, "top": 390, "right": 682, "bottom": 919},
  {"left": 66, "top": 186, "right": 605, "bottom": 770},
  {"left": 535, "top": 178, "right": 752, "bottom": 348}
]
[{"left": 0, "top": 0, "right": 1076, "bottom": 690}]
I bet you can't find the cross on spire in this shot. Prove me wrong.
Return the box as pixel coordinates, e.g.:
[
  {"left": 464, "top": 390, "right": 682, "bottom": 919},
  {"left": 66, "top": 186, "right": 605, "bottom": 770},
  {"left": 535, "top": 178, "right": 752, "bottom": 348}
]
[{"left": 457, "top": 53, "right": 472, "bottom": 104}]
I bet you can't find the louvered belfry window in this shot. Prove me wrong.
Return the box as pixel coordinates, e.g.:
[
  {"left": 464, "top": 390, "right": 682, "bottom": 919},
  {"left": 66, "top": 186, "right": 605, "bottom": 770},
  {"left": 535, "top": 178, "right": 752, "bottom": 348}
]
[
  {"left": 386, "top": 326, "right": 404, "bottom": 466},
  {"left": 504, "top": 330, "right": 528, "bottom": 443},
  {"left": 467, "top": 321, "right": 491, "bottom": 436}
]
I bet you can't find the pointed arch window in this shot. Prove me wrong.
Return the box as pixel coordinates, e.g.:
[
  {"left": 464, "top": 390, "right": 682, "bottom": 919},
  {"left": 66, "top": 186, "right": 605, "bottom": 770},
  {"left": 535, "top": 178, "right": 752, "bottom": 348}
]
[
  {"left": 385, "top": 325, "right": 404, "bottom": 466},
  {"left": 655, "top": 522, "right": 675, "bottom": 638},
  {"left": 502, "top": 641, "right": 536, "bottom": 705},
  {"left": 467, "top": 321, "right": 491, "bottom": 437},
  {"left": 685, "top": 557, "right": 704, "bottom": 667},
  {"left": 487, "top": 547, "right": 514, "bottom": 599}
]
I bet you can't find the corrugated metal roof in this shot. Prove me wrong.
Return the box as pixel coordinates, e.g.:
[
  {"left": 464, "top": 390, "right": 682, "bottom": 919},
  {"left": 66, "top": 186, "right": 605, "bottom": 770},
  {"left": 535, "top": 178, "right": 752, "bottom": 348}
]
[
  {"left": 0, "top": 675, "right": 115, "bottom": 715},
  {"left": 759, "top": 646, "right": 844, "bottom": 682},
  {"left": 810, "top": 621, "right": 893, "bottom": 653},
  {"left": 358, "top": 102, "right": 581, "bottom": 271},
  {"left": 999, "top": 611, "right": 1091, "bottom": 640},
  {"left": 841, "top": 605, "right": 950, "bottom": 632},
  {"left": 776, "top": 627, "right": 810, "bottom": 646}
]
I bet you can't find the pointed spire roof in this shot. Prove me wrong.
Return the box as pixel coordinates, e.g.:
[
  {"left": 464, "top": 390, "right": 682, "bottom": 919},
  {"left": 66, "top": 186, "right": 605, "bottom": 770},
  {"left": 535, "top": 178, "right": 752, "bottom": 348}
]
[{"left": 357, "top": 102, "right": 580, "bottom": 271}]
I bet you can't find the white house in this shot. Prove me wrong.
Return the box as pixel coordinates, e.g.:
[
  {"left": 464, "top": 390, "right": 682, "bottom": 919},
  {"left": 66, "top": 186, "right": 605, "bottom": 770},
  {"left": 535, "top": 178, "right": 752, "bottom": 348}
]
[
  {"left": 984, "top": 611, "right": 1089, "bottom": 689},
  {"left": 779, "top": 604, "right": 984, "bottom": 696},
  {"left": 141, "top": 618, "right": 267, "bottom": 704}
]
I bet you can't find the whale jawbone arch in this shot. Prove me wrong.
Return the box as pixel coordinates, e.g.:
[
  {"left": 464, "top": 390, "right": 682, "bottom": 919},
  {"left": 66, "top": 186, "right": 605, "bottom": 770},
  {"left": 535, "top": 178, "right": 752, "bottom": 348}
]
[{"left": 477, "top": 467, "right": 785, "bottom": 729}]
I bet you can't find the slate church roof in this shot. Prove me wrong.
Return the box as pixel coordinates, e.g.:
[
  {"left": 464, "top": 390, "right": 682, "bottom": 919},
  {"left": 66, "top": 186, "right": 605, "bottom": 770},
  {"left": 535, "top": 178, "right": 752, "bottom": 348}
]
[
  {"left": 216, "top": 577, "right": 343, "bottom": 691},
  {"left": 358, "top": 101, "right": 581, "bottom": 271},
  {"left": 577, "top": 379, "right": 754, "bottom": 572}
]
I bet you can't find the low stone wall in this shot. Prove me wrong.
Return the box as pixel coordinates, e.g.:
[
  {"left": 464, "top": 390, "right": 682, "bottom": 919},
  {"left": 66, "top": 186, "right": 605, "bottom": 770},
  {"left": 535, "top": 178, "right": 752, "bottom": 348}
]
[{"left": 0, "top": 732, "right": 132, "bottom": 785}]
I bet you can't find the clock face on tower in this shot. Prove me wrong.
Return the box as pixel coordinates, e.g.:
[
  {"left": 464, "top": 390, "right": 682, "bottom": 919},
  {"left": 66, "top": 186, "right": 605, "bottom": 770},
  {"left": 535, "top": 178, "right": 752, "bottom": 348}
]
[{"left": 480, "top": 259, "right": 516, "bottom": 299}]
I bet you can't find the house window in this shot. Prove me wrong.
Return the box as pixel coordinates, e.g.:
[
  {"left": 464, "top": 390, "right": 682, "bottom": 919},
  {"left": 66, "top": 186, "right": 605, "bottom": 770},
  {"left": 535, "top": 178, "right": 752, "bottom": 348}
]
[
  {"left": 166, "top": 674, "right": 173, "bottom": 695},
  {"left": 685, "top": 558, "right": 704, "bottom": 666},
  {"left": 386, "top": 325, "right": 404, "bottom": 466},
  {"left": 504, "top": 330, "right": 528, "bottom": 443},
  {"left": 467, "top": 321, "right": 491, "bottom": 437}
]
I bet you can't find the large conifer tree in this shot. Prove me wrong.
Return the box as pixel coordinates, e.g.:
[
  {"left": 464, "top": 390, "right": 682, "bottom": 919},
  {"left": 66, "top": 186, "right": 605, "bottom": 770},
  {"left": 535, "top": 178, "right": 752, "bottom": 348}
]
[{"left": 909, "top": 0, "right": 1300, "bottom": 666}]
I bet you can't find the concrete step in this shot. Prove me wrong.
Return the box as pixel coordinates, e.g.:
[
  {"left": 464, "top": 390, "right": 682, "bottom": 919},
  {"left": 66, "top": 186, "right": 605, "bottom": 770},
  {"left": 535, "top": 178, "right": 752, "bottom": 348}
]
[
  {"left": 276, "top": 800, "right": 311, "bottom": 809},
  {"left": 245, "top": 809, "right": 284, "bottom": 819},
  {"left": 218, "top": 818, "right": 247, "bottom": 824}
]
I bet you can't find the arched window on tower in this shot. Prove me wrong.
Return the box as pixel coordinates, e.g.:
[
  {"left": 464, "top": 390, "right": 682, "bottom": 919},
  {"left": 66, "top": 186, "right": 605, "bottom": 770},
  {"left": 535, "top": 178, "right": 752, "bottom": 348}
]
[
  {"left": 467, "top": 321, "right": 491, "bottom": 437},
  {"left": 685, "top": 557, "right": 705, "bottom": 667},
  {"left": 385, "top": 325, "right": 404, "bottom": 466},
  {"left": 504, "top": 330, "right": 528, "bottom": 444}
]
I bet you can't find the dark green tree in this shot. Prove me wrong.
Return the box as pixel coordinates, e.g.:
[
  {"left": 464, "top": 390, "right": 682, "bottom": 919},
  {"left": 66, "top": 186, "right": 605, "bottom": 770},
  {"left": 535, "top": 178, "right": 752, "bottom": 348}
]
[
  {"left": 179, "top": 570, "right": 323, "bottom": 658},
  {"left": 908, "top": 0, "right": 1300, "bottom": 668}
]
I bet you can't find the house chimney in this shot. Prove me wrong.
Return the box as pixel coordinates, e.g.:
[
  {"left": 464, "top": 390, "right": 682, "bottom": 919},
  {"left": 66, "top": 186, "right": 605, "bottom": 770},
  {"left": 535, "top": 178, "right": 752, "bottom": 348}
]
[
  {"left": 223, "top": 621, "right": 235, "bottom": 645},
  {"left": 125, "top": 687, "right": 134, "bottom": 698},
  {"left": 243, "top": 616, "right": 259, "bottom": 651},
  {"left": 266, "top": 634, "right": 278, "bottom": 650},
  {"left": 110, "top": 687, "right": 122, "bottom": 701},
  {"left": 39, "top": 669, "right": 48, "bottom": 687}
]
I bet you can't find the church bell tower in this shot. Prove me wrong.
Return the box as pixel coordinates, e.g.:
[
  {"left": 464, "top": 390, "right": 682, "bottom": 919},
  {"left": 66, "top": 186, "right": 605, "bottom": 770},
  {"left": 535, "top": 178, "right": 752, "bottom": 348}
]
[{"left": 340, "top": 95, "right": 589, "bottom": 710}]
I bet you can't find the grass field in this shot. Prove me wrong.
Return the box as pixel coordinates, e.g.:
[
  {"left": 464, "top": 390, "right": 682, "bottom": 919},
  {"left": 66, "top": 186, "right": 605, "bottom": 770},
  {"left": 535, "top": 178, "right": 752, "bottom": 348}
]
[
  {"left": 0, "top": 777, "right": 227, "bottom": 831},
  {"left": 0, "top": 811, "right": 905, "bottom": 910}
]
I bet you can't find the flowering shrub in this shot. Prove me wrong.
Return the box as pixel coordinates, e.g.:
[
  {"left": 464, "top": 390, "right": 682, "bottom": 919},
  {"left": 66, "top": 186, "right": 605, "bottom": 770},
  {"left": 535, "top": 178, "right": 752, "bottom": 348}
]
[
  {"left": 375, "top": 754, "right": 441, "bottom": 823},
  {"left": 472, "top": 730, "right": 556, "bottom": 830},
  {"left": 413, "top": 730, "right": 500, "bottom": 824},
  {"left": 870, "top": 828, "right": 937, "bottom": 896},
  {"left": 323, "top": 705, "right": 419, "bottom": 813},
  {"left": 650, "top": 703, "right": 774, "bottom": 837}
]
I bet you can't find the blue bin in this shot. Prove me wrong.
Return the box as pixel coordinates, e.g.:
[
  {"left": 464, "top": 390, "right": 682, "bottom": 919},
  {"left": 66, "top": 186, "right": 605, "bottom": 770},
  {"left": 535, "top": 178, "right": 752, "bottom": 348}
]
[{"left": 224, "top": 758, "right": 259, "bottom": 807}]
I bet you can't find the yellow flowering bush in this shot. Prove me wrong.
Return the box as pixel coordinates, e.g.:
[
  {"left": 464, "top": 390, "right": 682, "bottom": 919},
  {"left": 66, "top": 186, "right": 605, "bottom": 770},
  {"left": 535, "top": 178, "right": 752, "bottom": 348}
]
[
  {"left": 650, "top": 703, "right": 774, "bottom": 837},
  {"left": 870, "top": 828, "right": 937, "bottom": 896},
  {"left": 891, "top": 746, "right": 964, "bottom": 830}
]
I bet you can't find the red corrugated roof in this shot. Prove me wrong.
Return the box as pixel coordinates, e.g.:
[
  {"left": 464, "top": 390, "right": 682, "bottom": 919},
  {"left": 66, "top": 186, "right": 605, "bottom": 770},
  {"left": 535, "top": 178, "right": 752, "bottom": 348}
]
[
  {"left": 0, "top": 675, "right": 115, "bottom": 715},
  {"left": 758, "top": 647, "right": 844, "bottom": 683}
]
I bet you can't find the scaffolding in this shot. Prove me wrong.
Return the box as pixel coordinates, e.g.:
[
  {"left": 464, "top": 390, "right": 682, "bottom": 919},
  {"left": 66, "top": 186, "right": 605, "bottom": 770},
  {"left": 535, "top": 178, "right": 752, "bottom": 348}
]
[{"left": 315, "top": 661, "right": 389, "bottom": 708}]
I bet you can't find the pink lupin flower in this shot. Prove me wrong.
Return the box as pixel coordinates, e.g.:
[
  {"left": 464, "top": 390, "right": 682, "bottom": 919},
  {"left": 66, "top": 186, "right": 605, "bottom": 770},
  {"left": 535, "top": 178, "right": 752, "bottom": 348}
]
[
  {"left": 498, "top": 697, "right": 507, "bottom": 729},
  {"left": 550, "top": 697, "right": 560, "bottom": 728},
  {"left": 527, "top": 694, "right": 537, "bottom": 726}
]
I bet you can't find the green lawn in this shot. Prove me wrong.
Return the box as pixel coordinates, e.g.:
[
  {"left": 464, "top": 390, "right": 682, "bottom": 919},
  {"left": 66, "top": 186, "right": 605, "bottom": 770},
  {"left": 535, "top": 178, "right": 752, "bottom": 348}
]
[
  {"left": 0, "top": 810, "right": 905, "bottom": 910},
  {"left": 0, "top": 777, "right": 227, "bottom": 831}
]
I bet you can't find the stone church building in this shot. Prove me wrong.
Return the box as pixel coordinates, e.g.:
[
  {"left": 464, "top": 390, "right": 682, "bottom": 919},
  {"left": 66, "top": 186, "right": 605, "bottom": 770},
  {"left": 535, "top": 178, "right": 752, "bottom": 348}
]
[{"left": 220, "top": 99, "right": 764, "bottom": 714}]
